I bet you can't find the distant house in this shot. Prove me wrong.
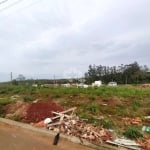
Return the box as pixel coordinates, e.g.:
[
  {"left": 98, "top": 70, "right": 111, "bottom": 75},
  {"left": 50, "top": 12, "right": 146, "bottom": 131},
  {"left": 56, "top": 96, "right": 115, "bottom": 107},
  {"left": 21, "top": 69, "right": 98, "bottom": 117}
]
[
  {"left": 77, "top": 83, "right": 89, "bottom": 88},
  {"left": 108, "top": 82, "right": 117, "bottom": 87},
  {"left": 32, "top": 84, "right": 38, "bottom": 87},
  {"left": 62, "top": 83, "right": 71, "bottom": 87},
  {"left": 41, "top": 84, "right": 56, "bottom": 87},
  {"left": 92, "top": 80, "right": 102, "bottom": 87}
]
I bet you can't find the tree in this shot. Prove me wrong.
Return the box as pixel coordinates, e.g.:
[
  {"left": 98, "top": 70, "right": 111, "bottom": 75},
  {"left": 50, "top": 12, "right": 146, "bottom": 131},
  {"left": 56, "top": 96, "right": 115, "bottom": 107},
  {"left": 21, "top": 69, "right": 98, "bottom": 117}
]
[{"left": 85, "top": 62, "right": 150, "bottom": 84}]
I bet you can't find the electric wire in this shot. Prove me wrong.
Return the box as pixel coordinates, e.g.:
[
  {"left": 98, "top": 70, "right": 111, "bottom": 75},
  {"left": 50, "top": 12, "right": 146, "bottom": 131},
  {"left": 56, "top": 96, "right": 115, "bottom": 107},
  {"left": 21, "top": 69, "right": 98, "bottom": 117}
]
[{"left": 0, "top": 0, "right": 23, "bottom": 12}]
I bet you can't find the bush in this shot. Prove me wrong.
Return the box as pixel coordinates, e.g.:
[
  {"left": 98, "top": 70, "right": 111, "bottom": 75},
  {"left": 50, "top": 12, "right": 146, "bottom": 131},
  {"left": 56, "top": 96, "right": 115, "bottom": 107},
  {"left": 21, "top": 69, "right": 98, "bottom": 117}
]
[{"left": 123, "top": 127, "right": 143, "bottom": 139}]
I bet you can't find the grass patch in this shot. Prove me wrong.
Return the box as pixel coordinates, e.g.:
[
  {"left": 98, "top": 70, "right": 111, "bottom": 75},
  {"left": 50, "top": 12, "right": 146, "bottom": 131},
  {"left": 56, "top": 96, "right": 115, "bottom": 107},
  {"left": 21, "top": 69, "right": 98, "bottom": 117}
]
[
  {"left": 0, "top": 98, "right": 12, "bottom": 106},
  {"left": 88, "top": 95, "right": 96, "bottom": 101},
  {"left": 12, "top": 115, "right": 22, "bottom": 121},
  {"left": 100, "top": 118, "right": 114, "bottom": 129},
  {"left": 123, "top": 127, "right": 143, "bottom": 139},
  {"left": 23, "top": 96, "right": 34, "bottom": 102},
  {"left": 87, "top": 103, "right": 99, "bottom": 114},
  {"left": 131, "top": 100, "right": 141, "bottom": 111}
]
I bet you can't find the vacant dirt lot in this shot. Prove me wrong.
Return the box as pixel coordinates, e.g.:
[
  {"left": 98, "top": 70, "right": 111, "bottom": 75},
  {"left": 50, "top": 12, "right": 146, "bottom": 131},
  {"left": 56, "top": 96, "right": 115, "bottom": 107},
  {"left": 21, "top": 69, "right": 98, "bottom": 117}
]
[{"left": 0, "top": 122, "right": 94, "bottom": 150}]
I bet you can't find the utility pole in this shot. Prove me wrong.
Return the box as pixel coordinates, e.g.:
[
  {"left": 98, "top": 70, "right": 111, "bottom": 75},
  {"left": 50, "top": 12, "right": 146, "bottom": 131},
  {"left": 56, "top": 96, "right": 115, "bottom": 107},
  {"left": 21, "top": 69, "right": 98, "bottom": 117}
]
[
  {"left": 10, "top": 72, "right": 13, "bottom": 82},
  {"left": 53, "top": 74, "right": 56, "bottom": 85}
]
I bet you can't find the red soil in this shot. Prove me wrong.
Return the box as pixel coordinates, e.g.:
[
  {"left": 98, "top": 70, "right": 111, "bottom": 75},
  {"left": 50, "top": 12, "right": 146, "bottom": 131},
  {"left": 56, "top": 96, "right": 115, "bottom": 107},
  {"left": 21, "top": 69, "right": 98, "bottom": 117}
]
[{"left": 24, "top": 102, "right": 64, "bottom": 123}]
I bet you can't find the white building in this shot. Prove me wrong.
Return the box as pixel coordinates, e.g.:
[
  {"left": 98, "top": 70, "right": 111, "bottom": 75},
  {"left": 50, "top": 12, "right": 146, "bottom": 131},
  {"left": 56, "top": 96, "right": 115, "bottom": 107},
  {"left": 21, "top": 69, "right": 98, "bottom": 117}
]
[
  {"left": 62, "top": 83, "right": 71, "bottom": 87},
  {"left": 77, "top": 83, "right": 89, "bottom": 88},
  {"left": 108, "top": 82, "right": 117, "bottom": 87},
  {"left": 92, "top": 80, "right": 102, "bottom": 87}
]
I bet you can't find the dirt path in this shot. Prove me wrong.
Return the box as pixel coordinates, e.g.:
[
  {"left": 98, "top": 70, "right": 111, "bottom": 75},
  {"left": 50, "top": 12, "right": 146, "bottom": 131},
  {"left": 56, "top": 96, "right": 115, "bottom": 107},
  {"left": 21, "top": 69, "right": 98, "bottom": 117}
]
[{"left": 0, "top": 123, "right": 93, "bottom": 150}]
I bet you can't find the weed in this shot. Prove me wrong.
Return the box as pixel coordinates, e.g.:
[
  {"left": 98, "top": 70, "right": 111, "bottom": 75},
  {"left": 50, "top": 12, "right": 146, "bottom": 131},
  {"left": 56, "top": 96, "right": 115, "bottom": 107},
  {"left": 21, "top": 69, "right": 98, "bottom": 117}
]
[
  {"left": 78, "top": 112, "right": 97, "bottom": 124},
  {"left": 88, "top": 95, "right": 96, "bottom": 101},
  {"left": 12, "top": 115, "right": 22, "bottom": 121},
  {"left": 23, "top": 96, "right": 33, "bottom": 102},
  {"left": 123, "top": 127, "right": 143, "bottom": 139},
  {"left": 0, "top": 105, "right": 5, "bottom": 117},
  {"left": 100, "top": 118, "right": 113, "bottom": 129},
  {"left": 0, "top": 98, "right": 11, "bottom": 106},
  {"left": 115, "top": 105, "right": 129, "bottom": 117},
  {"left": 131, "top": 100, "right": 141, "bottom": 111},
  {"left": 54, "top": 94, "right": 61, "bottom": 98},
  {"left": 87, "top": 103, "right": 99, "bottom": 114}
]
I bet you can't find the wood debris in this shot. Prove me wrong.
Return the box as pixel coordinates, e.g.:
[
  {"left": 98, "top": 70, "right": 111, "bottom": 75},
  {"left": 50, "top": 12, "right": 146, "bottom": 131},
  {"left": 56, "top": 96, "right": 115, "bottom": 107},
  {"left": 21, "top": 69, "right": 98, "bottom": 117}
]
[
  {"left": 106, "top": 139, "right": 142, "bottom": 150},
  {"left": 137, "top": 135, "right": 150, "bottom": 150},
  {"left": 46, "top": 107, "right": 113, "bottom": 143}
]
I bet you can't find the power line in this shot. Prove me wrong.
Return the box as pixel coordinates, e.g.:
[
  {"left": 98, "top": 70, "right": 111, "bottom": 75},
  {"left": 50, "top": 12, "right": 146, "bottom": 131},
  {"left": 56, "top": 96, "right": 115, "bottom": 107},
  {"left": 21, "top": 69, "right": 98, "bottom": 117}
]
[
  {"left": 0, "top": 0, "right": 23, "bottom": 12},
  {"left": 0, "top": 0, "right": 8, "bottom": 5},
  {"left": 19, "top": 0, "right": 42, "bottom": 10}
]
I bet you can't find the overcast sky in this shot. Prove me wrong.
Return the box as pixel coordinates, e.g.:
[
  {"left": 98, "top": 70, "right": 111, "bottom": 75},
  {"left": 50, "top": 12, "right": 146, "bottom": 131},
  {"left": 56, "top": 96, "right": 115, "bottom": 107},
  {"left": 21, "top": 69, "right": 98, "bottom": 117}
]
[{"left": 0, "top": 0, "right": 150, "bottom": 81}]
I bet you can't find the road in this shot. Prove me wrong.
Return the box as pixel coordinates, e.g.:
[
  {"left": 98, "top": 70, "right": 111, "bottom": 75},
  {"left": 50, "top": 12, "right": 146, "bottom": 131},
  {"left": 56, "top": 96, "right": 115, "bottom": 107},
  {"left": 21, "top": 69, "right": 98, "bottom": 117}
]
[{"left": 0, "top": 123, "right": 93, "bottom": 150}]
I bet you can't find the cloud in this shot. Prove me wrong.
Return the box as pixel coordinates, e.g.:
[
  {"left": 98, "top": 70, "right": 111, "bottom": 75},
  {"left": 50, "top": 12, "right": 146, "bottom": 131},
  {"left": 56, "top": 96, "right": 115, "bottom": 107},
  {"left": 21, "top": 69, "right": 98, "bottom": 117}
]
[{"left": 0, "top": 0, "right": 150, "bottom": 81}]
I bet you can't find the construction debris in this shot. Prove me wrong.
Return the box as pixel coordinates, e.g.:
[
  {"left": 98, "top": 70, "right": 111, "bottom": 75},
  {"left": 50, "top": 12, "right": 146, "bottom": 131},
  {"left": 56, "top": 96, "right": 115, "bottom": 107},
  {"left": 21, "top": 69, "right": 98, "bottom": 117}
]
[
  {"left": 137, "top": 135, "right": 150, "bottom": 150},
  {"left": 142, "top": 126, "right": 150, "bottom": 132},
  {"left": 106, "top": 139, "right": 142, "bottom": 150},
  {"left": 122, "top": 117, "right": 142, "bottom": 125},
  {"left": 35, "top": 107, "right": 113, "bottom": 143}
]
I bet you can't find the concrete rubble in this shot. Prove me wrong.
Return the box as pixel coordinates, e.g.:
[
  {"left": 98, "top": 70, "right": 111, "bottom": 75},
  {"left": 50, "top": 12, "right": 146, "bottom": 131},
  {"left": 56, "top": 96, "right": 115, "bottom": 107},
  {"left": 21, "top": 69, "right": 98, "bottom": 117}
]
[
  {"left": 33, "top": 107, "right": 150, "bottom": 149},
  {"left": 34, "top": 107, "right": 114, "bottom": 143}
]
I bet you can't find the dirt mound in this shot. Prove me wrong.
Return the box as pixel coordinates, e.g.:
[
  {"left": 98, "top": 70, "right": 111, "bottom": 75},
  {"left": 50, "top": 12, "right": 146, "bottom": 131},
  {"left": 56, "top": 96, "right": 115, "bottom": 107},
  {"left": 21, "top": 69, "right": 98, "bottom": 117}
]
[
  {"left": 5, "top": 101, "right": 30, "bottom": 119},
  {"left": 24, "top": 102, "right": 64, "bottom": 123},
  {"left": 107, "top": 97, "right": 122, "bottom": 107}
]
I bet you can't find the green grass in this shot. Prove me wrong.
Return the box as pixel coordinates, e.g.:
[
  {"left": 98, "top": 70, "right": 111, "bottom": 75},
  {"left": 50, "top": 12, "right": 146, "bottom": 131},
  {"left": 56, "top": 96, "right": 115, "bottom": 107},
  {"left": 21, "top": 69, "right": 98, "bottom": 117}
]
[
  {"left": 123, "top": 126, "right": 143, "bottom": 139},
  {"left": 87, "top": 103, "right": 99, "bottom": 114},
  {"left": 23, "top": 96, "right": 34, "bottom": 102},
  {"left": 0, "top": 84, "right": 149, "bottom": 98},
  {"left": 100, "top": 118, "right": 114, "bottom": 129},
  {"left": 0, "top": 83, "right": 150, "bottom": 138},
  {"left": 0, "top": 98, "right": 12, "bottom": 106}
]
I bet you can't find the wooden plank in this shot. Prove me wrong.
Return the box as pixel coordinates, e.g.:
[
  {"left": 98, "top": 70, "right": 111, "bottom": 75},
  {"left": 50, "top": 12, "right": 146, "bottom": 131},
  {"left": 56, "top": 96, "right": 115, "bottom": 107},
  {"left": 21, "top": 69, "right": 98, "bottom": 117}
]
[
  {"left": 106, "top": 140, "right": 141, "bottom": 150},
  {"left": 52, "top": 107, "right": 77, "bottom": 120}
]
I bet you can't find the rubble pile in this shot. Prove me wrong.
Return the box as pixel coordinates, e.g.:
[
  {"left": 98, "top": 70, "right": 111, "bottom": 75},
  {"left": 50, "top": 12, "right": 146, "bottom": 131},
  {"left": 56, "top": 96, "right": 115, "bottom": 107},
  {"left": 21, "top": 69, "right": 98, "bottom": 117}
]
[
  {"left": 122, "top": 117, "right": 142, "bottom": 125},
  {"left": 45, "top": 107, "right": 113, "bottom": 143},
  {"left": 137, "top": 135, "right": 150, "bottom": 150}
]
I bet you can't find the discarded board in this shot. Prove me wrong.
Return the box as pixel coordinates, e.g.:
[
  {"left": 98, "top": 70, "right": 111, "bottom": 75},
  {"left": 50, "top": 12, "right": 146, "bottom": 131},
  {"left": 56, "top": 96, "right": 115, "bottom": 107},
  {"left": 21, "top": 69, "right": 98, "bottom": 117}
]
[{"left": 106, "top": 140, "right": 142, "bottom": 150}]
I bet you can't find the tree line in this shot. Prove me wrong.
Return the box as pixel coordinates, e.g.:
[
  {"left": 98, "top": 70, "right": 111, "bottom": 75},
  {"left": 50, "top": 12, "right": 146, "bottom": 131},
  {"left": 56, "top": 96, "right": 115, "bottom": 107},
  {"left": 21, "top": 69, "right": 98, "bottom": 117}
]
[{"left": 85, "top": 62, "right": 150, "bottom": 84}]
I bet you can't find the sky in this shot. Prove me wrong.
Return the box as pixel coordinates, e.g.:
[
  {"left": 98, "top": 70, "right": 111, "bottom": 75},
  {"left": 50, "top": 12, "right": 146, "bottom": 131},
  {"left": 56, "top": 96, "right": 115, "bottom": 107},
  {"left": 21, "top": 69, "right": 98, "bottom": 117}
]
[{"left": 0, "top": 0, "right": 150, "bottom": 81}]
